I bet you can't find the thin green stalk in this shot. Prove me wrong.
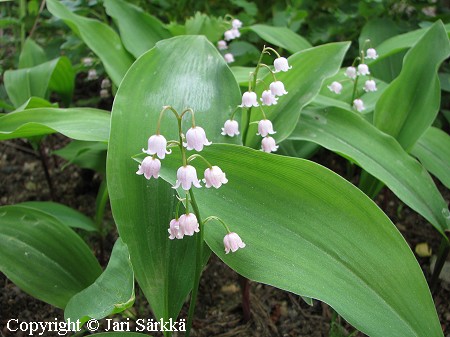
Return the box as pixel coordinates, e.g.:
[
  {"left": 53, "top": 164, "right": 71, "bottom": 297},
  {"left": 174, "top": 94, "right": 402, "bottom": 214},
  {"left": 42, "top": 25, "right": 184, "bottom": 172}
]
[
  {"left": 19, "top": 0, "right": 26, "bottom": 50},
  {"left": 431, "top": 236, "right": 450, "bottom": 293},
  {"left": 95, "top": 178, "right": 109, "bottom": 265}
]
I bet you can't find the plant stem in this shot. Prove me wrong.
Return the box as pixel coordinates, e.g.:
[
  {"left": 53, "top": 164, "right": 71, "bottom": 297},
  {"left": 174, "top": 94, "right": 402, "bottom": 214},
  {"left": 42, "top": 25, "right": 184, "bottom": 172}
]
[
  {"left": 38, "top": 142, "right": 55, "bottom": 201},
  {"left": 185, "top": 190, "right": 204, "bottom": 337},
  {"left": 28, "top": 0, "right": 46, "bottom": 39},
  {"left": 95, "top": 178, "right": 109, "bottom": 265},
  {"left": 19, "top": 0, "right": 26, "bottom": 50},
  {"left": 431, "top": 235, "right": 450, "bottom": 293},
  {"left": 239, "top": 275, "right": 251, "bottom": 322}
]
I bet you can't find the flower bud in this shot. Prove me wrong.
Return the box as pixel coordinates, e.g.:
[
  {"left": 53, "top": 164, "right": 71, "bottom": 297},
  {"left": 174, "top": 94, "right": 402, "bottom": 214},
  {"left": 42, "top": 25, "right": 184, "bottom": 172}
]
[
  {"left": 357, "top": 64, "right": 370, "bottom": 76},
  {"left": 366, "top": 48, "right": 378, "bottom": 60},
  {"left": 221, "top": 120, "right": 240, "bottom": 137},
  {"left": 224, "top": 53, "right": 234, "bottom": 63},
  {"left": 179, "top": 213, "right": 200, "bottom": 236},
  {"left": 143, "top": 134, "right": 171, "bottom": 159},
  {"left": 224, "top": 232, "right": 246, "bottom": 254},
  {"left": 239, "top": 91, "right": 259, "bottom": 108},
  {"left": 363, "top": 80, "right": 377, "bottom": 92},
  {"left": 260, "top": 90, "right": 278, "bottom": 106},
  {"left": 353, "top": 99, "right": 365, "bottom": 112},
  {"left": 173, "top": 165, "right": 202, "bottom": 190},
  {"left": 269, "top": 81, "right": 288, "bottom": 97},
  {"left": 261, "top": 136, "right": 278, "bottom": 153},
  {"left": 345, "top": 67, "right": 357, "bottom": 80}
]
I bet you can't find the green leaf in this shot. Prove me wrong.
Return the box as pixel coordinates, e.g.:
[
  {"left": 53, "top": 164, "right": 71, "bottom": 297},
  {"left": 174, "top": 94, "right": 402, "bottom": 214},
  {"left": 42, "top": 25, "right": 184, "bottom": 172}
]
[
  {"left": 374, "top": 21, "right": 450, "bottom": 150},
  {"left": 103, "top": 0, "right": 171, "bottom": 58},
  {"left": 14, "top": 97, "right": 58, "bottom": 111},
  {"left": 157, "top": 144, "right": 443, "bottom": 337},
  {"left": 18, "top": 201, "right": 98, "bottom": 232},
  {"left": 230, "top": 66, "right": 253, "bottom": 86},
  {"left": 19, "top": 38, "right": 47, "bottom": 68},
  {"left": 53, "top": 140, "right": 107, "bottom": 173},
  {"left": 0, "top": 205, "right": 102, "bottom": 308},
  {"left": 185, "top": 12, "right": 225, "bottom": 43},
  {"left": 411, "top": 127, "right": 450, "bottom": 189},
  {"left": 248, "top": 24, "right": 311, "bottom": 54},
  {"left": 439, "top": 72, "right": 450, "bottom": 93},
  {"left": 65, "top": 238, "right": 134, "bottom": 324},
  {"left": 245, "top": 42, "right": 350, "bottom": 147},
  {"left": 107, "top": 36, "right": 241, "bottom": 321},
  {"left": 0, "top": 107, "right": 110, "bottom": 141},
  {"left": 289, "top": 107, "right": 449, "bottom": 235},
  {"left": 46, "top": 0, "right": 134, "bottom": 86},
  {"left": 4, "top": 57, "right": 74, "bottom": 107}
]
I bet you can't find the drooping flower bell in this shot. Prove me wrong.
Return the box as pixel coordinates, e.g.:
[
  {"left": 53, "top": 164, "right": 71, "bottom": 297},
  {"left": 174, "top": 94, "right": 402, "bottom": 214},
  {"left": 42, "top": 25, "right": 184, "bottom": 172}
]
[
  {"left": 357, "top": 64, "right": 370, "bottom": 76},
  {"left": 184, "top": 126, "right": 212, "bottom": 151},
  {"left": 261, "top": 136, "right": 279, "bottom": 153},
  {"left": 269, "top": 81, "right": 288, "bottom": 97},
  {"left": 168, "top": 218, "right": 183, "bottom": 240},
  {"left": 273, "top": 57, "right": 292, "bottom": 73},
  {"left": 366, "top": 48, "right": 378, "bottom": 60},
  {"left": 203, "top": 166, "right": 228, "bottom": 189},
  {"left": 363, "top": 80, "right": 377, "bottom": 92},
  {"left": 327, "top": 81, "right": 343, "bottom": 94},
  {"left": 239, "top": 91, "right": 259, "bottom": 108},
  {"left": 87, "top": 69, "right": 98, "bottom": 81},
  {"left": 143, "top": 134, "right": 171, "bottom": 159},
  {"left": 257, "top": 119, "right": 276, "bottom": 137},
  {"left": 260, "top": 90, "right": 278, "bottom": 106},
  {"left": 224, "top": 28, "right": 240, "bottom": 41},
  {"left": 217, "top": 40, "right": 228, "bottom": 50},
  {"left": 224, "top": 53, "right": 235, "bottom": 63},
  {"left": 353, "top": 99, "right": 365, "bottom": 112},
  {"left": 179, "top": 213, "right": 200, "bottom": 236},
  {"left": 345, "top": 66, "right": 357, "bottom": 80},
  {"left": 221, "top": 119, "right": 240, "bottom": 137},
  {"left": 223, "top": 232, "right": 246, "bottom": 254},
  {"left": 101, "top": 78, "right": 111, "bottom": 89},
  {"left": 136, "top": 156, "right": 161, "bottom": 180},
  {"left": 232, "top": 19, "right": 243, "bottom": 29},
  {"left": 173, "top": 165, "right": 202, "bottom": 190}
]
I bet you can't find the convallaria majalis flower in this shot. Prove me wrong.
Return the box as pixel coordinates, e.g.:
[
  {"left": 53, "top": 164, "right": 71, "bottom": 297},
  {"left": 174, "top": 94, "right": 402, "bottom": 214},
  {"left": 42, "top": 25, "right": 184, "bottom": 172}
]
[
  {"left": 328, "top": 41, "right": 379, "bottom": 113},
  {"left": 217, "top": 16, "right": 244, "bottom": 63},
  {"left": 221, "top": 46, "right": 292, "bottom": 153},
  {"left": 135, "top": 105, "right": 244, "bottom": 253}
]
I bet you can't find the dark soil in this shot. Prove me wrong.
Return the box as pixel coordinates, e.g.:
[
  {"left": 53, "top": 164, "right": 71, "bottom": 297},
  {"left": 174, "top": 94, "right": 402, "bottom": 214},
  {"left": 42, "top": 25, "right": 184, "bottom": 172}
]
[{"left": 1, "top": 132, "right": 449, "bottom": 337}]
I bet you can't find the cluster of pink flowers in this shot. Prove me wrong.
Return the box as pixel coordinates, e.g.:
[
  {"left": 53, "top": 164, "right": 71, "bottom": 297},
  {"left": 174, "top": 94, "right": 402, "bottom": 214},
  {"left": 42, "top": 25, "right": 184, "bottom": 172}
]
[
  {"left": 217, "top": 18, "right": 243, "bottom": 64},
  {"left": 327, "top": 47, "right": 379, "bottom": 113}
]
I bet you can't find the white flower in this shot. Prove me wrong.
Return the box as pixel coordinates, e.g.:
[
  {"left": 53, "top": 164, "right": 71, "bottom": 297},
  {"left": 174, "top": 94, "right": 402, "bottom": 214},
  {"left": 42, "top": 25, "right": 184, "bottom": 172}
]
[
  {"left": 260, "top": 90, "right": 278, "bottom": 106},
  {"left": 257, "top": 119, "right": 276, "bottom": 137},
  {"left": 231, "top": 28, "right": 241, "bottom": 38},
  {"left": 232, "top": 19, "right": 243, "bottom": 29},
  {"left": 221, "top": 119, "right": 240, "bottom": 137},
  {"left": 136, "top": 156, "right": 161, "bottom": 180},
  {"left": 179, "top": 213, "right": 200, "bottom": 236},
  {"left": 168, "top": 219, "right": 183, "bottom": 240},
  {"left": 143, "top": 134, "right": 171, "bottom": 159},
  {"left": 217, "top": 40, "right": 228, "bottom": 50},
  {"left": 203, "top": 166, "right": 228, "bottom": 188},
  {"left": 239, "top": 91, "right": 259, "bottom": 108},
  {"left": 224, "top": 28, "right": 240, "bottom": 41},
  {"left": 273, "top": 57, "right": 292, "bottom": 73},
  {"left": 184, "top": 126, "right": 212, "bottom": 151},
  {"left": 345, "top": 66, "right": 357, "bottom": 80},
  {"left": 422, "top": 6, "right": 436, "bottom": 17},
  {"left": 353, "top": 99, "right": 365, "bottom": 112},
  {"left": 366, "top": 48, "right": 378, "bottom": 60},
  {"left": 269, "top": 81, "right": 288, "bottom": 97},
  {"left": 100, "top": 89, "right": 109, "bottom": 98},
  {"left": 357, "top": 64, "right": 370, "bottom": 76},
  {"left": 82, "top": 57, "right": 93, "bottom": 67},
  {"left": 224, "top": 53, "right": 234, "bottom": 63},
  {"left": 87, "top": 69, "right": 98, "bottom": 81},
  {"left": 224, "top": 232, "right": 246, "bottom": 254},
  {"left": 327, "top": 81, "right": 343, "bottom": 94},
  {"left": 363, "top": 80, "right": 377, "bottom": 92},
  {"left": 173, "top": 165, "right": 202, "bottom": 190},
  {"left": 101, "top": 78, "right": 111, "bottom": 89},
  {"left": 261, "top": 136, "right": 278, "bottom": 153}
]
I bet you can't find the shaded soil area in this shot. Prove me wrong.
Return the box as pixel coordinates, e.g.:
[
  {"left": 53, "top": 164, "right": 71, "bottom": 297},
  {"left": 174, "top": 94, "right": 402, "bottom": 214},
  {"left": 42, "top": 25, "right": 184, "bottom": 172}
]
[{"left": 0, "top": 135, "right": 449, "bottom": 337}]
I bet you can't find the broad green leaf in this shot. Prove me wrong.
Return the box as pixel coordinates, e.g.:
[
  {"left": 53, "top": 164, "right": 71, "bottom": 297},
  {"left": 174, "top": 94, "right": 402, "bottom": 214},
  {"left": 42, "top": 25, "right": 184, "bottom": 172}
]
[
  {"left": 14, "top": 97, "right": 58, "bottom": 111},
  {"left": 0, "top": 107, "right": 110, "bottom": 141},
  {"left": 19, "top": 201, "right": 97, "bottom": 232},
  {"left": 103, "top": 0, "right": 171, "bottom": 58},
  {"left": 0, "top": 205, "right": 102, "bottom": 308},
  {"left": 65, "top": 238, "right": 134, "bottom": 324},
  {"left": 4, "top": 56, "right": 74, "bottom": 107},
  {"left": 411, "top": 127, "right": 450, "bottom": 189},
  {"left": 277, "top": 139, "right": 319, "bottom": 159},
  {"left": 289, "top": 107, "right": 449, "bottom": 235},
  {"left": 248, "top": 24, "right": 311, "bottom": 54},
  {"left": 227, "top": 41, "right": 260, "bottom": 66},
  {"left": 185, "top": 12, "right": 225, "bottom": 43},
  {"left": 374, "top": 21, "right": 450, "bottom": 150},
  {"left": 19, "top": 38, "right": 47, "bottom": 68},
  {"left": 107, "top": 36, "right": 241, "bottom": 322},
  {"left": 245, "top": 42, "right": 350, "bottom": 147},
  {"left": 53, "top": 140, "right": 107, "bottom": 173},
  {"left": 157, "top": 144, "right": 443, "bottom": 337},
  {"left": 439, "top": 72, "right": 450, "bottom": 92},
  {"left": 46, "top": 0, "right": 134, "bottom": 86}
]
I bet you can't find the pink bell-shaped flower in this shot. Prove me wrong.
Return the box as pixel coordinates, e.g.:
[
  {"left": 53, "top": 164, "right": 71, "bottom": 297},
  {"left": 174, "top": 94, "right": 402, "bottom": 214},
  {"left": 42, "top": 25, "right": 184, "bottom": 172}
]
[
  {"left": 353, "top": 99, "right": 365, "bottom": 112},
  {"left": 366, "top": 48, "right": 378, "bottom": 60},
  {"left": 257, "top": 119, "right": 276, "bottom": 137},
  {"left": 224, "top": 232, "right": 246, "bottom": 254},
  {"left": 224, "top": 53, "right": 234, "bottom": 63},
  {"left": 273, "top": 57, "right": 292, "bottom": 73},
  {"left": 232, "top": 19, "right": 243, "bottom": 29},
  {"left": 269, "top": 81, "right": 288, "bottom": 97},
  {"left": 184, "top": 126, "right": 212, "bottom": 151},
  {"left": 179, "top": 213, "right": 200, "bottom": 236},
  {"left": 357, "top": 64, "right": 370, "bottom": 76},
  {"left": 363, "top": 80, "right": 377, "bottom": 92},
  {"left": 136, "top": 156, "right": 161, "bottom": 180},
  {"left": 203, "top": 166, "right": 228, "bottom": 189},
  {"left": 261, "top": 136, "right": 278, "bottom": 153},
  {"left": 345, "top": 66, "right": 357, "bottom": 80},
  {"left": 173, "top": 165, "right": 202, "bottom": 190},
  {"left": 221, "top": 119, "right": 240, "bottom": 137},
  {"left": 168, "top": 218, "right": 183, "bottom": 240},
  {"left": 143, "top": 134, "right": 171, "bottom": 159},
  {"left": 217, "top": 40, "right": 227, "bottom": 50},
  {"left": 260, "top": 90, "right": 278, "bottom": 106},
  {"left": 239, "top": 91, "right": 259, "bottom": 108},
  {"left": 327, "top": 81, "right": 343, "bottom": 94}
]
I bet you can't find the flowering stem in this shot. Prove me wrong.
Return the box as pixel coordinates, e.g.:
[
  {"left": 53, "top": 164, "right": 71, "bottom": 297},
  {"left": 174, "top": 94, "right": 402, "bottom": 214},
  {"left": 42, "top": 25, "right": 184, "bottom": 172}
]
[
  {"left": 187, "top": 154, "right": 213, "bottom": 169},
  {"left": 181, "top": 108, "right": 196, "bottom": 128},
  {"left": 259, "top": 106, "right": 268, "bottom": 119},
  {"left": 263, "top": 46, "right": 281, "bottom": 58},
  {"left": 203, "top": 216, "right": 231, "bottom": 232},
  {"left": 259, "top": 63, "right": 277, "bottom": 82},
  {"left": 185, "top": 190, "right": 205, "bottom": 337},
  {"left": 156, "top": 106, "right": 179, "bottom": 134},
  {"left": 350, "top": 76, "right": 359, "bottom": 105}
]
